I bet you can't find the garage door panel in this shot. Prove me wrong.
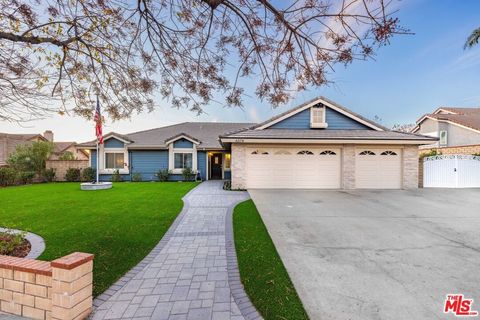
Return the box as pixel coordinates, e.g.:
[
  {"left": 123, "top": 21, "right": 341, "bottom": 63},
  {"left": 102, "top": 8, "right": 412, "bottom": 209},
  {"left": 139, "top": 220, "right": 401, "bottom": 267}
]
[
  {"left": 246, "top": 148, "right": 341, "bottom": 189},
  {"left": 355, "top": 149, "right": 402, "bottom": 189}
]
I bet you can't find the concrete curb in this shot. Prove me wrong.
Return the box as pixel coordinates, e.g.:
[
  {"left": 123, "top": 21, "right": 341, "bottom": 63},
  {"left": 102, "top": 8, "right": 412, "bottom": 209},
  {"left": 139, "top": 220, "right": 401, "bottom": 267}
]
[{"left": 0, "top": 227, "right": 45, "bottom": 259}]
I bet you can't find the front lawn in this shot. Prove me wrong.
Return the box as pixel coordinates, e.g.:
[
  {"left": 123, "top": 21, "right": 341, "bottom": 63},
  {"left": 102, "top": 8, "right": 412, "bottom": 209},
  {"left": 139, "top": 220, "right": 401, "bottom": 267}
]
[
  {"left": 0, "top": 182, "right": 197, "bottom": 296},
  {"left": 233, "top": 200, "right": 309, "bottom": 320}
]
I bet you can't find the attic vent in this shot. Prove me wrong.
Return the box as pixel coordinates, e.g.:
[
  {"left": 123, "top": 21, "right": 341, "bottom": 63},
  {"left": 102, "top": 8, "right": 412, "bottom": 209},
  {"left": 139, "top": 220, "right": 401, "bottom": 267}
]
[{"left": 310, "top": 106, "right": 328, "bottom": 129}]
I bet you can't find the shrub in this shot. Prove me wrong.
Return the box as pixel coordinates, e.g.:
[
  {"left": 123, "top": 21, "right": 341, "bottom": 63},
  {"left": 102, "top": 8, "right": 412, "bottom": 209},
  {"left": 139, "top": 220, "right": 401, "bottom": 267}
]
[
  {"left": 58, "top": 151, "right": 76, "bottom": 160},
  {"left": 65, "top": 168, "right": 81, "bottom": 182},
  {"left": 111, "top": 169, "right": 123, "bottom": 182},
  {"left": 7, "top": 141, "right": 53, "bottom": 175},
  {"left": 0, "top": 167, "right": 17, "bottom": 186},
  {"left": 42, "top": 168, "right": 56, "bottom": 182},
  {"left": 182, "top": 167, "right": 196, "bottom": 181},
  {"left": 223, "top": 180, "right": 231, "bottom": 190},
  {"left": 81, "top": 167, "right": 96, "bottom": 182},
  {"left": 132, "top": 172, "right": 143, "bottom": 182},
  {"left": 473, "top": 153, "right": 480, "bottom": 157},
  {"left": 16, "top": 171, "right": 35, "bottom": 184},
  {"left": 0, "top": 229, "right": 27, "bottom": 256},
  {"left": 420, "top": 149, "right": 441, "bottom": 160},
  {"left": 155, "top": 168, "right": 170, "bottom": 182}
]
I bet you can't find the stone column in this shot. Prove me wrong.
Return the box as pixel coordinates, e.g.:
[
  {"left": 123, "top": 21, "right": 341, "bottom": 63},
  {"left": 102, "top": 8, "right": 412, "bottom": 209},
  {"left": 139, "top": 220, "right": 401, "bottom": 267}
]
[
  {"left": 231, "top": 143, "right": 246, "bottom": 189},
  {"left": 403, "top": 145, "right": 419, "bottom": 189},
  {"left": 51, "top": 252, "right": 94, "bottom": 320},
  {"left": 342, "top": 145, "right": 355, "bottom": 189}
]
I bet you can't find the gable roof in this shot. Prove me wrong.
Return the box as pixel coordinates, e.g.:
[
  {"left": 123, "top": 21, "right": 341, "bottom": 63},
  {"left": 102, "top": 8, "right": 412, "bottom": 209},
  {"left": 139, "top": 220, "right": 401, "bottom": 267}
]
[
  {"left": 77, "top": 122, "right": 254, "bottom": 150},
  {"left": 413, "top": 107, "right": 480, "bottom": 133},
  {"left": 164, "top": 133, "right": 201, "bottom": 145},
  {"left": 0, "top": 133, "right": 47, "bottom": 141},
  {"left": 253, "top": 96, "right": 387, "bottom": 131}
]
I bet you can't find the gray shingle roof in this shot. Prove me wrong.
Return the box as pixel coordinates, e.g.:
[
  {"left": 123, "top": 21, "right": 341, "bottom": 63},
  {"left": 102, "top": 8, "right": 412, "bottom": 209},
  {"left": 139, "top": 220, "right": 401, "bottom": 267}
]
[
  {"left": 77, "top": 122, "right": 254, "bottom": 149},
  {"left": 221, "top": 129, "right": 436, "bottom": 141}
]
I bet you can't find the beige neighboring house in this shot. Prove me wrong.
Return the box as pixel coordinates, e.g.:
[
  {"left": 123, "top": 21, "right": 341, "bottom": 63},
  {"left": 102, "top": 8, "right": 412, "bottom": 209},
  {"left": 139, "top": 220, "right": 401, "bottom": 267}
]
[
  {"left": 0, "top": 130, "right": 88, "bottom": 166},
  {"left": 412, "top": 107, "right": 480, "bottom": 153}
]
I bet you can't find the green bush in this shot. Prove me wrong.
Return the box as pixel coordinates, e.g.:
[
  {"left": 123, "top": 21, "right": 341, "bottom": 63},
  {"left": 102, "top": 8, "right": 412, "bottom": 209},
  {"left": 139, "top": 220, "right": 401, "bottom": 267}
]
[
  {"left": 0, "top": 167, "right": 17, "bottom": 186},
  {"left": 420, "top": 149, "right": 442, "bottom": 160},
  {"left": 155, "top": 168, "right": 170, "bottom": 182},
  {"left": 0, "top": 229, "right": 27, "bottom": 256},
  {"left": 473, "top": 153, "right": 480, "bottom": 157},
  {"left": 132, "top": 172, "right": 143, "bottom": 182},
  {"left": 42, "top": 168, "right": 56, "bottom": 182},
  {"left": 81, "top": 167, "right": 96, "bottom": 182},
  {"left": 7, "top": 141, "right": 53, "bottom": 175},
  {"left": 182, "top": 167, "right": 196, "bottom": 181},
  {"left": 58, "top": 151, "right": 76, "bottom": 160},
  {"left": 16, "top": 171, "right": 35, "bottom": 184},
  {"left": 111, "top": 169, "right": 123, "bottom": 182},
  {"left": 65, "top": 168, "right": 81, "bottom": 182}
]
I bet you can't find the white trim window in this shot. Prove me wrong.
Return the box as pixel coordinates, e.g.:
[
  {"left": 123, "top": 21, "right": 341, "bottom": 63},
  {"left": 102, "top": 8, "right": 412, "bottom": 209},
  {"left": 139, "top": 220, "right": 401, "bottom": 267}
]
[
  {"left": 224, "top": 153, "right": 231, "bottom": 170},
  {"left": 439, "top": 130, "right": 448, "bottom": 146},
  {"left": 105, "top": 152, "right": 125, "bottom": 169},
  {"left": 174, "top": 152, "right": 193, "bottom": 170},
  {"left": 310, "top": 106, "right": 328, "bottom": 129}
]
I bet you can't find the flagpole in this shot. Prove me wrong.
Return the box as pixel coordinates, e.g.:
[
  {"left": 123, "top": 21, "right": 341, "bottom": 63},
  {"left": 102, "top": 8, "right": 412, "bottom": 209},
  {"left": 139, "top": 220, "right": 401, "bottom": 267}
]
[{"left": 96, "top": 141, "right": 99, "bottom": 184}]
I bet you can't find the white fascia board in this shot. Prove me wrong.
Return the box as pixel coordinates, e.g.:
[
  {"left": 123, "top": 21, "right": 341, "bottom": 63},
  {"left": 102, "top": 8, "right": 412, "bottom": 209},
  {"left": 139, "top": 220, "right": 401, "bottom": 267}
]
[{"left": 220, "top": 138, "right": 436, "bottom": 145}]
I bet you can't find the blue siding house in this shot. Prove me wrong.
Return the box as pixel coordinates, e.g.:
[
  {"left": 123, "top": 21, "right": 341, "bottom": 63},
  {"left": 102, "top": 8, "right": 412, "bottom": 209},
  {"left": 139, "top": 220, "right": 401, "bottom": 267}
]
[{"left": 77, "top": 96, "right": 433, "bottom": 187}]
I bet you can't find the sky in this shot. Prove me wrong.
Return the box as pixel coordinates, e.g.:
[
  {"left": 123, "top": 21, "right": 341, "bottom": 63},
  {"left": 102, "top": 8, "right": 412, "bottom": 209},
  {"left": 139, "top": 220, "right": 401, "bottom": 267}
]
[{"left": 1, "top": 0, "right": 480, "bottom": 142}]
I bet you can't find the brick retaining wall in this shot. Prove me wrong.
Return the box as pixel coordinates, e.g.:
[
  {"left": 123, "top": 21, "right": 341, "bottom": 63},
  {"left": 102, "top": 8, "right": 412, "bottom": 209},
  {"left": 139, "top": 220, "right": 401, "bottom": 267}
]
[
  {"left": 46, "top": 160, "right": 89, "bottom": 182},
  {"left": 419, "top": 144, "right": 480, "bottom": 156},
  {"left": 0, "top": 252, "right": 94, "bottom": 320}
]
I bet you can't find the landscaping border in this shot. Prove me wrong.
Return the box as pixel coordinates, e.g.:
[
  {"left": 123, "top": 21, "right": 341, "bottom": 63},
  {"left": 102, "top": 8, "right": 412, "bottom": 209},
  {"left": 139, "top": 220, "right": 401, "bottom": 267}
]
[
  {"left": 0, "top": 227, "right": 45, "bottom": 259},
  {"left": 226, "top": 200, "right": 263, "bottom": 320}
]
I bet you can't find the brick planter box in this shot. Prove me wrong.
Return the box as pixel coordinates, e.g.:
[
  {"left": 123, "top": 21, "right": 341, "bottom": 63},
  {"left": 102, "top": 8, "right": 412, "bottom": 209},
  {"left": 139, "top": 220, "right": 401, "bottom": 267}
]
[{"left": 0, "top": 252, "right": 94, "bottom": 320}]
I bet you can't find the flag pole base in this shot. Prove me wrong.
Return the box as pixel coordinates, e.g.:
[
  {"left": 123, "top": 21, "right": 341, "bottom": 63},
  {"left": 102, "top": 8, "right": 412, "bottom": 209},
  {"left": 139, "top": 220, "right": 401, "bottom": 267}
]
[{"left": 80, "top": 182, "right": 113, "bottom": 191}]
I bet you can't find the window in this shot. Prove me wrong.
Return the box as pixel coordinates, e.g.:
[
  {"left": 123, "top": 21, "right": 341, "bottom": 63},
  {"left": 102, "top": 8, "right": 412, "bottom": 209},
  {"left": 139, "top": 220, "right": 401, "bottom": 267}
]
[
  {"left": 225, "top": 153, "right": 231, "bottom": 169},
  {"left": 251, "top": 150, "right": 269, "bottom": 155},
  {"left": 174, "top": 153, "right": 193, "bottom": 169},
  {"left": 381, "top": 151, "right": 397, "bottom": 156},
  {"left": 439, "top": 130, "right": 448, "bottom": 145},
  {"left": 310, "top": 106, "right": 327, "bottom": 128},
  {"left": 320, "top": 150, "right": 336, "bottom": 155},
  {"left": 105, "top": 152, "right": 124, "bottom": 169},
  {"left": 275, "top": 150, "right": 291, "bottom": 155},
  {"left": 297, "top": 150, "right": 314, "bottom": 155},
  {"left": 359, "top": 150, "right": 375, "bottom": 155}
]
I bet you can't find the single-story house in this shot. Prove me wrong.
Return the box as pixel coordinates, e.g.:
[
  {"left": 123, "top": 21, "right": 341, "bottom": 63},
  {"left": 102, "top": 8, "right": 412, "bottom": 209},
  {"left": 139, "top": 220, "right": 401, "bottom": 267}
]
[
  {"left": 77, "top": 97, "right": 435, "bottom": 189},
  {"left": 411, "top": 106, "right": 480, "bottom": 151}
]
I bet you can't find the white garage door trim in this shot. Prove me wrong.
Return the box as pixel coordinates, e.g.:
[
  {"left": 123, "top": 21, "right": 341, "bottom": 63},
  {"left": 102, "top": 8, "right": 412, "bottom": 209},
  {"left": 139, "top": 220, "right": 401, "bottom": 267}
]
[
  {"left": 246, "top": 147, "right": 341, "bottom": 189},
  {"left": 355, "top": 148, "right": 402, "bottom": 189}
]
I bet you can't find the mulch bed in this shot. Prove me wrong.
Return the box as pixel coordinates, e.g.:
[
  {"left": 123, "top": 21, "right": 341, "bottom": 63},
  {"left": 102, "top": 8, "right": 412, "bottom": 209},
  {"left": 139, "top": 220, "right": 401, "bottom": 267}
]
[{"left": 0, "top": 234, "right": 31, "bottom": 258}]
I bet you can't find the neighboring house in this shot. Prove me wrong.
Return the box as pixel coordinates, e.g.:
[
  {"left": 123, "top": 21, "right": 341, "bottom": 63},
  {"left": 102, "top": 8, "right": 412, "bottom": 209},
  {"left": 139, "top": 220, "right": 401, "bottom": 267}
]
[
  {"left": 412, "top": 107, "right": 480, "bottom": 150},
  {"left": 77, "top": 97, "right": 435, "bottom": 189},
  {"left": 0, "top": 130, "right": 87, "bottom": 166}
]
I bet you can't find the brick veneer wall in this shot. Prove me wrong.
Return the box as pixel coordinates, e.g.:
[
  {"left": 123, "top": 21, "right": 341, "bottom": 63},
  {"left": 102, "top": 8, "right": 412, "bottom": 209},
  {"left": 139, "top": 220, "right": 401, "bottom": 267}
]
[
  {"left": 0, "top": 252, "right": 94, "bottom": 320},
  {"left": 419, "top": 144, "right": 480, "bottom": 156},
  {"left": 46, "top": 160, "right": 89, "bottom": 182}
]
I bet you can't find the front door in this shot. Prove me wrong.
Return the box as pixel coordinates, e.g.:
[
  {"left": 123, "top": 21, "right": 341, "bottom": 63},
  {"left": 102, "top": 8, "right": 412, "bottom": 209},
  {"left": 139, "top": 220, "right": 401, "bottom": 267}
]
[{"left": 211, "top": 153, "right": 223, "bottom": 179}]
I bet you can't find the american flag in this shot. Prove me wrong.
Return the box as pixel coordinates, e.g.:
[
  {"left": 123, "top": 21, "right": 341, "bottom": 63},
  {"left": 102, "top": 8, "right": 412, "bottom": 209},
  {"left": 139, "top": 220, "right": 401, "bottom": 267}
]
[{"left": 94, "top": 96, "right": 103, "bottom": 144}]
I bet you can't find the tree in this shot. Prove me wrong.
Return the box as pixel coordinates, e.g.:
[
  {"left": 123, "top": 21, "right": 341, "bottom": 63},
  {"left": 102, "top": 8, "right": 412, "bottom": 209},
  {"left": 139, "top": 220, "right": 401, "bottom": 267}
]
[
  {"left": 7, "top": 141, "right": 54, "bottom": 175},
  {"left": 464, "top": 27, "right": 480, "bottom": 49},
  {"left": 0, "top": 0, "right": 407, "bottom": 122},
  {"left": 58, "top": 151, "right": 76, "bottom": 160},
  {"left": 391, "top": 123, "right": 415, "bottom": 133}
]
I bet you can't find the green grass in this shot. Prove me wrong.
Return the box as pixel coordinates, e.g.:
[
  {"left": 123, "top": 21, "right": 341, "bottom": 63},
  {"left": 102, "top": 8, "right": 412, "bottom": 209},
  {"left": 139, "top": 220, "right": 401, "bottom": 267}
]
[
  {"left": 233, "top": 200, "right": 309, "bottom": 320},
  {"left": 0, "top": 182, "right": 197, "bottom": 296}
]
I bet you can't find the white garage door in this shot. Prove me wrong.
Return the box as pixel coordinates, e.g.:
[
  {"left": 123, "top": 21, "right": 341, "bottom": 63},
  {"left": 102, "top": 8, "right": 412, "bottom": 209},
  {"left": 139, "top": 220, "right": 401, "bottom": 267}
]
[
  {"left": 355, "top": 149, "right": 402, "bottom": 189},
  {"left": 246, "top": 147, "right": 341, "bottom": 189}
]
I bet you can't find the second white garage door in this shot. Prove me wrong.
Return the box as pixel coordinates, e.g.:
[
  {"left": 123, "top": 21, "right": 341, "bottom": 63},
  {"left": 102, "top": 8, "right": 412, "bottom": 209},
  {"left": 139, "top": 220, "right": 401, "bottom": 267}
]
[
  {"left": 355, "top": 148, "right": 402, "bottom": 189},
  {"left": 246, "top": 147, "right": 341, "bottom": 189}
]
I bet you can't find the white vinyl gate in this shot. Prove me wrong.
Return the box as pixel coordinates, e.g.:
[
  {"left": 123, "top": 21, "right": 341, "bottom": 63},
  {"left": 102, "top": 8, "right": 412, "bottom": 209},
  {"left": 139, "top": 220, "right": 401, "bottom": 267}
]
[{"left": 423, "top": 155, "right": 480, "bottom": 188}]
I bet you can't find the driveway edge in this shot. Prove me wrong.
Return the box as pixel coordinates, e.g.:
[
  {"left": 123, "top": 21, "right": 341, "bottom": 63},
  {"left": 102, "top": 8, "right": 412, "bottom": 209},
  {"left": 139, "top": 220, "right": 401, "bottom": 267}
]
[{"left": 225, "top": 198, "right": 263, "bottom": 320}]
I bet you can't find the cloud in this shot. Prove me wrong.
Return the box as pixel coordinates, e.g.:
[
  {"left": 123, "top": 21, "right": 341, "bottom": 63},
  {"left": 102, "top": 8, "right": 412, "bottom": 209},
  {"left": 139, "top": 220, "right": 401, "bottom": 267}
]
[
  {"left": 447, "top": 49, "right": 480, "bottom": 71},
  {"left": 247, "top": 106, "right": 261, "bottom": 123}
]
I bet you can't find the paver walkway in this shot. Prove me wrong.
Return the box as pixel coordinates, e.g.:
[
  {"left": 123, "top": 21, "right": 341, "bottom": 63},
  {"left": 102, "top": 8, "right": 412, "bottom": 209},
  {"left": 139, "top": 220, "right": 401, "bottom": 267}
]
[{"left": 91, "top": 181, "right": 260, "bottom": 320}]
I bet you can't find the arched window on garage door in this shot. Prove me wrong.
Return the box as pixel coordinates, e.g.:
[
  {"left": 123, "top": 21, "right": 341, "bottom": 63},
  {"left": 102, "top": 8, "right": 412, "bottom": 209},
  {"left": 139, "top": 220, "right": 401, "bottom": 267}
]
[
  {"left": 320, "top": 150, "right": 337, "bottom": 155},
  {"left": 359, "top": 150, "right": 376, "bottom": 155},
  {"left": 297, "top": 150, "right": 314, "bottom": 155},
  {"left": 380, "top": 150, "right": 398, "bottom": 156},
  {"left": 251, "top": 150, "right": 269, "bottom": 155},
  {"left": 275, "top": 150, "right": 291, "bottom": 155}
]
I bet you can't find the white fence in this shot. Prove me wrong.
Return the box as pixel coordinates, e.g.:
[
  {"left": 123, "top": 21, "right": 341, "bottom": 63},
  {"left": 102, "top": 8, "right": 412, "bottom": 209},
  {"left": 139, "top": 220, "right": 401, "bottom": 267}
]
[{"left": 423, "top": 155, "right": 480, "bottom": 188}]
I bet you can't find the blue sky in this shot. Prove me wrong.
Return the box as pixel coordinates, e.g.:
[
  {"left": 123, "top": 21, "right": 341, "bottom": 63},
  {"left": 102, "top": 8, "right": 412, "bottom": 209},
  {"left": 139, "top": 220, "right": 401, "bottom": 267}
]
[{"left": 2, "top": 0, "right": 480, "bottom": 142}]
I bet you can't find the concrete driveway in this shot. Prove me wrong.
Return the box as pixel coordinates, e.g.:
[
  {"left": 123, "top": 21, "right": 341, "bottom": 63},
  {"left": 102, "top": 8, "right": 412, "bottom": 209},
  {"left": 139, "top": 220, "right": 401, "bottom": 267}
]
[{"left": 249, "top": 189, "right": 480, "bottom": 320}]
